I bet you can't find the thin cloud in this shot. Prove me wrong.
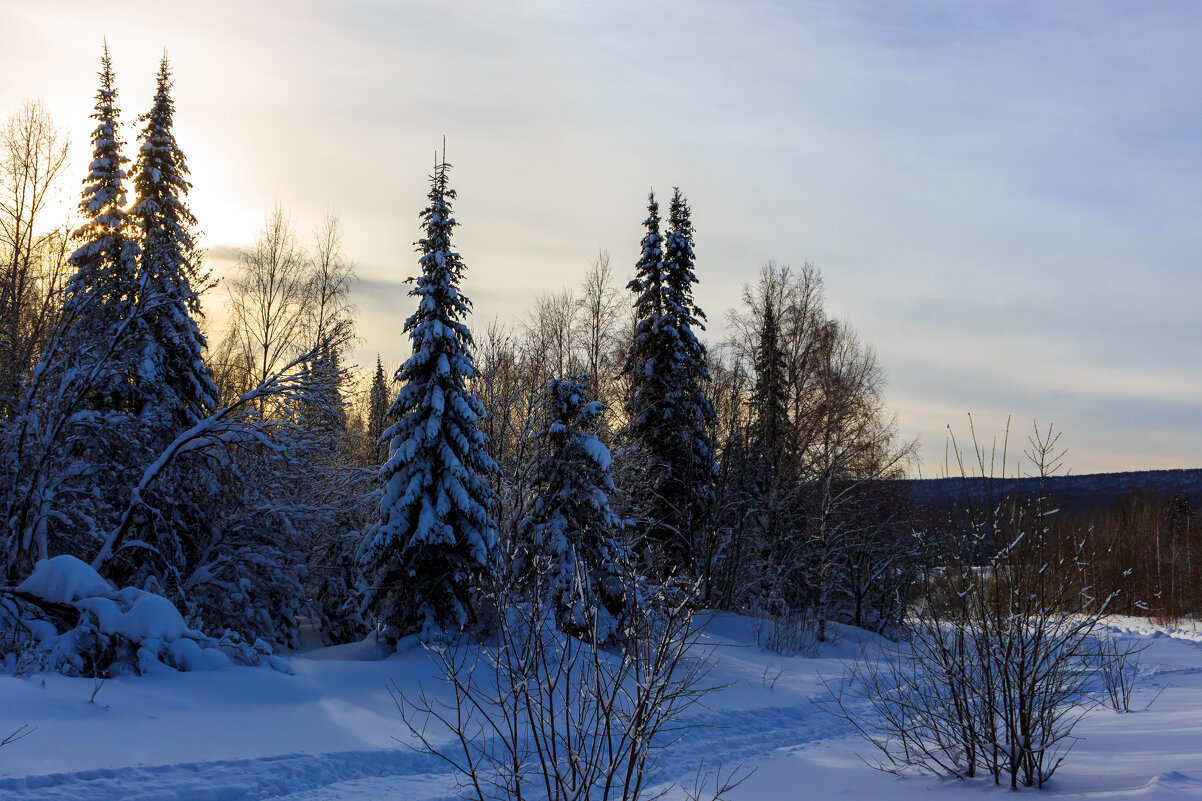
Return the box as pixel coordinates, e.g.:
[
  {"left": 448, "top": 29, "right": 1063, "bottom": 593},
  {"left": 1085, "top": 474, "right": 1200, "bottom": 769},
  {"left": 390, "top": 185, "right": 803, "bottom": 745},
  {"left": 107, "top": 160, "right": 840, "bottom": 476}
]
[{"left": 5, "top": 0, "right": 1199, "bottom": 473}]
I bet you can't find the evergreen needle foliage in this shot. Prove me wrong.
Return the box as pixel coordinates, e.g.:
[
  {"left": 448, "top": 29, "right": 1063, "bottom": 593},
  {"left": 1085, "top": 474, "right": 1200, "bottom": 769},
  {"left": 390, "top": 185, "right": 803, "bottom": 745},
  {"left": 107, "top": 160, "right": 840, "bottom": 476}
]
[
  {"left": 622, "top": 189, "right": 716, "bottom": 576},
  {"left": 361, "top": 155, "right": 499, "bottom": 640}
]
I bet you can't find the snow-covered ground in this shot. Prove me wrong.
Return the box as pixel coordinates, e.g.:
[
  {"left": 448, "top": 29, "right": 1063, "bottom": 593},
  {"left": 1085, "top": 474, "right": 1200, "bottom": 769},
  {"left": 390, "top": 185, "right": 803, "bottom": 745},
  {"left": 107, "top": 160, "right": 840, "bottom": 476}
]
[{"left": 2, "top": 615, "right": 1201, "bottom": 800}]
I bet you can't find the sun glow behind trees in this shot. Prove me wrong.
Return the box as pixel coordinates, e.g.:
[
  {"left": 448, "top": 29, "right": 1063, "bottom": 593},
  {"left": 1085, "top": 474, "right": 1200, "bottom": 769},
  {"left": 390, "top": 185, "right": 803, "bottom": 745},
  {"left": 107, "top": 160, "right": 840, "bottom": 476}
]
[
  {"left": 2, "top": 44, "right": 1199, "bottom": 801},
  {"left": 6, "top": 1, "right": 1201, "bottom": 473}
]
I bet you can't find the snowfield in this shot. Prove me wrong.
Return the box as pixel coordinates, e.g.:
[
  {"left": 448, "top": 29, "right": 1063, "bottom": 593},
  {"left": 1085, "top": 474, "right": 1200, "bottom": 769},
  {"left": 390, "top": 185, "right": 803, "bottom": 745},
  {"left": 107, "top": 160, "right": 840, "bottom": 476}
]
[{"left": 2, "top": 616, "right": 1201, "bottom": 800}]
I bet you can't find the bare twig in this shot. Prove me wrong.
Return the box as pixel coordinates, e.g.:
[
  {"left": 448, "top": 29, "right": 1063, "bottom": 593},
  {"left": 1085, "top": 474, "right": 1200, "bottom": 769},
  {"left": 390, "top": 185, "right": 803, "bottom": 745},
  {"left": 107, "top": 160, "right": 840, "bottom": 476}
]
[
  {"left": 1, "top": 724, "right": 35, "bottom": 747},
  {"left": 392, "top": 570, "right": 740, "bottom": 801}
]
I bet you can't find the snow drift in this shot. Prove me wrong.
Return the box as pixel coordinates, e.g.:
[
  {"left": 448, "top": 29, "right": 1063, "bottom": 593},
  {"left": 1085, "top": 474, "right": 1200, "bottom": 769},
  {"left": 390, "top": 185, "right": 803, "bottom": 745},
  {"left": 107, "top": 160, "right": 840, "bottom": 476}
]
[{"left": 1, "top": 556, "right": 291, "bottom": 676}]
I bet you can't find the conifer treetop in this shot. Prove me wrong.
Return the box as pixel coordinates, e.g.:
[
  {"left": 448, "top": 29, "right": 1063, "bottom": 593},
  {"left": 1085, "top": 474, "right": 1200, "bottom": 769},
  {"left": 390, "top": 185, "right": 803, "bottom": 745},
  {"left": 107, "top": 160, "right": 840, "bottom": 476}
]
[
  {"left": 664, "top": 187, "right": 707, "bottom": 332},
  {"left": 133, "top": 53, "right": 198, "bottom": 262},
  {"left": 620, "top": 186, "right": 716, "bottom": 572},
  {"left": 80, "top": 43, "right": 127, "bottom": 220},
  {"left": 402, "top": 158, "right": 474, "bottom": 354},
  {"left": 627, "top": 191, "right": 665, "bottom": 321},
  {"left": 69, "top": 43, "right": 136, "bottom": 280}
]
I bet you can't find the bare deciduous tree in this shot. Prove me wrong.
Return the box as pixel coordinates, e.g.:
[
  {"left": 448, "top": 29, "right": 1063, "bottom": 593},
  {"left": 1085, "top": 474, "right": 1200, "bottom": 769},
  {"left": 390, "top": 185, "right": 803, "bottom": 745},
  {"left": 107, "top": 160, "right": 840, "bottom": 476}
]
[
  {"left": 225, "top": 204, "right": 311, "bottom": 401},
  {"left": 801, "top": 320, "right": 914, "bottom": 641},
  {"left": 722, "top": 262, "right": 915, "bottom": 638},
  {"left": 824, "top": 422, "right": 1135, "bottom": 789},
  {"left": 220, "top": 207, "right": 358, "bottom": 416},
  {"left": 306, "top": 211, "right": 356, "bottom": 352},
  {"left": 574, "top": 250, "right": 624, "bottom": 416},
  {"left": 0, "top": 99, "right": 72, "bottom": 414},
  {"left": 523, "top": 287, "right": 578, "bottom": 382}
]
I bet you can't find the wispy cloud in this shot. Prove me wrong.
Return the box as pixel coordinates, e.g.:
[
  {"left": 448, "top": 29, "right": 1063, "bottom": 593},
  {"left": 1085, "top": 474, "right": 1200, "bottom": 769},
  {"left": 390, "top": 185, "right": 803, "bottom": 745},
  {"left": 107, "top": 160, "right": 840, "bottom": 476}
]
[{"left": 5, "top": 0, "right": 1199, "bottom": 472}]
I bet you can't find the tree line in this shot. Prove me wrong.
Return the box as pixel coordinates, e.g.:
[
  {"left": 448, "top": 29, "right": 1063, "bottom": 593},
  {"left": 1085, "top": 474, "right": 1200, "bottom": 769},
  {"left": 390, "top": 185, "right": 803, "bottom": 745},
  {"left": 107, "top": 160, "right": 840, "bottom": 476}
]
[
  {"left": 4, "top": 51, "right": 1193, "bottom": 663},
  {"left": 0, "top": 49, "right": 916, "bottom": 652}
]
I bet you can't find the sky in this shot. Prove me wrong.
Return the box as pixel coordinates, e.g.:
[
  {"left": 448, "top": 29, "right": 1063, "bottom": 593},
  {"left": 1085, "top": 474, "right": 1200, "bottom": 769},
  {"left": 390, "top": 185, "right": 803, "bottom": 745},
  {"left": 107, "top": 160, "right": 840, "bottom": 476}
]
[{"left": 3, "top": 0, "right": 1200, "bottom": 476}]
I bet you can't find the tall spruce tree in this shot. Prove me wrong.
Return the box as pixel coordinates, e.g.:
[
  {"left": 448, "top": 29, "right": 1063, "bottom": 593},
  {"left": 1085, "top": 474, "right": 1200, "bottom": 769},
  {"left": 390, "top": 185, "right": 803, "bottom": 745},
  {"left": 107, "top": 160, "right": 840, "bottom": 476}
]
[
  {"left": 129, "top": 53, "right": 217, "bottom": 432},
  {"left": 521, "top": 375, "right": 627, "bottom": 637},
  {"left": 751, "top": 294, "right": 788, "bottom": 481},
  {"left": 748, "top": 289, "right": 790, "bottom": 571},
  {"left": 367, "top": 355, "right": 390, "bottom": 464},
  {"left": 361, "top": 156, "right": 498, "bottom": 639},
  {"left": 661, "top": 187, "right": 716, "bottom": 523},
  {"left": 62, "top": 44, "right": 144, "bottom": 414},
  {"left": 622, "top": 191, "right": 667, "bottom": 439},
  {"left": 43, "top": 46, "right": 175, "bottom": 593},
  {"left": 622, "top": 189, "right": 715, "bottom": 574}
]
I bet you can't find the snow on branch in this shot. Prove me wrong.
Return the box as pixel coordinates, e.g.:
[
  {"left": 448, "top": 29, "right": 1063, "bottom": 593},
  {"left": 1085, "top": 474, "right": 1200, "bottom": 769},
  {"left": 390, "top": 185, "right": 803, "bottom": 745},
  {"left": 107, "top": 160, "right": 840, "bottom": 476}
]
[{"left": 91, "top": 342, "right": 332, "bottom": 572}]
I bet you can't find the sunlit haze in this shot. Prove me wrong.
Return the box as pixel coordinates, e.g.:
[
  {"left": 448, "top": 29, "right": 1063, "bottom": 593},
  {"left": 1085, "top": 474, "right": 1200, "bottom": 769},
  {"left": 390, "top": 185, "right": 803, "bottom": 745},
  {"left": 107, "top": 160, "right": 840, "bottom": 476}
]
[{"left": 5, "top": 0, "right": 1200, "bottom": 475}]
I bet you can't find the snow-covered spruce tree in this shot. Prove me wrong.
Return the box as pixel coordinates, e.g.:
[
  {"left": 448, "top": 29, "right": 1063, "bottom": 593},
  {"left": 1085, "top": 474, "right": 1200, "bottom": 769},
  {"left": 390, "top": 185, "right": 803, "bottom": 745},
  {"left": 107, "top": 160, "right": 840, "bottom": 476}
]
[
  {"left": 61, "top": 45, "right": 145, "bottom": 416},
  {"left": 361, "top": 157, "right": 499, "bottom": 640},
  {"left": 5, "top": 45, "right": 158, "bottom": 583},
  {"left": 621, "top": 193, "right": 668, "bottom": 557},
  {"left": 0, "top": 49, "right": 177, "bottom": 584},
  {"left": 621, "top": 189, "right": 716, "bottom": 575},
  {"left": 519, "top": 375, "right": 628, "bottom": 638},
  {"left": 92, "top": 54, "right": 231, "bottom": 600},
  {"left": 296, "top": 340, "right": 348, "bottom": 437},
  {"left": 661, "top": 189, "right": 717, "bottom": 531},
  {"left": 129, "top": 53, "right": 217, "bottom": 434}
]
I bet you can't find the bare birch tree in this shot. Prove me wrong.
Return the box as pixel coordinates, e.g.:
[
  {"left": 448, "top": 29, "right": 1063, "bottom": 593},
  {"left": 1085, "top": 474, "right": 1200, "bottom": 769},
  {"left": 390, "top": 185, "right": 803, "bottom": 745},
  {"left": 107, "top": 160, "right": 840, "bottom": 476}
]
[
  {"left": 225, "top": 204, "right": 310, "bottom": 401},
  {"left": 305, "top": 211, "right": 356, "bottom": 352},
  {"left": 0, "top": 100, "right": 72, "bottom": 414},
  {"left": 574, "top": 250, "right": 624, "bottom": 416}
]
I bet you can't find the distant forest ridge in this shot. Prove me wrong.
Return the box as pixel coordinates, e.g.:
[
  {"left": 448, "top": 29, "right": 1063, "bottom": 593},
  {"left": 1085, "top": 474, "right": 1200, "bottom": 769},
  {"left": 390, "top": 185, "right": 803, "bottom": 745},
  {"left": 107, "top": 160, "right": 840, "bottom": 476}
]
[{"left": 909, "top": 468, "right": 1202, "bottom": 511}]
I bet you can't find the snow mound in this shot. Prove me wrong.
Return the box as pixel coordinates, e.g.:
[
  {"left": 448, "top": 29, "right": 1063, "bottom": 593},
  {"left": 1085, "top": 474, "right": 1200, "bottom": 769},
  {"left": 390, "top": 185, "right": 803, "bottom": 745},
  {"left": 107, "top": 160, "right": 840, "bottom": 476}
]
[
  {"left": 1142, "top": 771, "right": 1202, "bottom": 795},
  {"left": 2, "top": 556, "right": 292, "bottom": 677},
  {"left": 17, "top": 555, "right": 115, "bottom": 602}
]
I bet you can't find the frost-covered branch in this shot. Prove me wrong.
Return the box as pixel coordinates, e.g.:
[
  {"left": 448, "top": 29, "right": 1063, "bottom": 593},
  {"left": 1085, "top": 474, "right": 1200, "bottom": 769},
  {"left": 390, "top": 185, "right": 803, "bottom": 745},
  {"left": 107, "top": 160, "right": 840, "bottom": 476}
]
[
  {"left": 92, "top": 344, "right": 327, "bottom": 573},
  {"left": 1, "top": 280, "right": 168, "bottom": 580}
]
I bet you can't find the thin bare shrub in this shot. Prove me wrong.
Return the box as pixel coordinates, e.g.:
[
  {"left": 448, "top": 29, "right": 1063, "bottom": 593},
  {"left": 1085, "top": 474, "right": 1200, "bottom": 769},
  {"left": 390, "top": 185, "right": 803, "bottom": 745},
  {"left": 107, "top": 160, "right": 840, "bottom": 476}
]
[
  {"left": 1086, "top": 633, "right": 1146, "bottom": 713},
  {"left": 824, "top": 421, "right": 1135, "bottom": 789},
  {"left": 749, "top": 600, "right": 819, "bottom": 656},
  {"left": 392, "top": 567, "right": 745, "bottom": 801}
]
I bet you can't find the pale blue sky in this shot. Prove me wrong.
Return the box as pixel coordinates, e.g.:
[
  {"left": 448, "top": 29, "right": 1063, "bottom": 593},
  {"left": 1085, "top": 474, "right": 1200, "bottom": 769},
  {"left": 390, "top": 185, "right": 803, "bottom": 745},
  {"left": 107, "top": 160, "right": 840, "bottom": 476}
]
[{"left": 4, "top": 0, "right": 1200, "bottom": 474}]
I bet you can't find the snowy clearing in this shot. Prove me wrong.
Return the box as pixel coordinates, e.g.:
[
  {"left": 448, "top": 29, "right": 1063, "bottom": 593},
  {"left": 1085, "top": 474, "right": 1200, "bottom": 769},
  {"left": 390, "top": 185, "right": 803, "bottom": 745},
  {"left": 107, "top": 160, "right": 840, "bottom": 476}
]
[{"left": 2, "top": 615, "right": 1201, "bottom": 800}]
